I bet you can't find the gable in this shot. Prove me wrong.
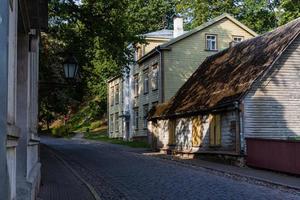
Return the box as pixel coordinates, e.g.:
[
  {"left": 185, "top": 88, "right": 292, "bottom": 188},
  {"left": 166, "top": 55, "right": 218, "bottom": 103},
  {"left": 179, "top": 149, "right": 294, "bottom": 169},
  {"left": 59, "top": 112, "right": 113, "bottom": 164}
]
[
  {"left": 161, "top": 14, "right": 257, "bottom": 49},
  {"left": 149, "top": 18, "right": 300, "bottom": 120},
  {"left": 243, "top": 35, "right": 300, "bottom": 138},
  {"left": 167, "top": 17, "right": 255, "bottom": 54}
]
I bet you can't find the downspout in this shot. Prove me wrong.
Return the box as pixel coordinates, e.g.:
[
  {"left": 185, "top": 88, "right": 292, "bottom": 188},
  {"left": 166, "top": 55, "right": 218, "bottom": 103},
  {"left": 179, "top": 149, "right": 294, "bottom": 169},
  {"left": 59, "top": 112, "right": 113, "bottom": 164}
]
[
  {"left": 234, "top": 101, "right": 242, "bottom": 155},
  {"left": 155, "top": 47, "right": 164, "bottom": 103}
]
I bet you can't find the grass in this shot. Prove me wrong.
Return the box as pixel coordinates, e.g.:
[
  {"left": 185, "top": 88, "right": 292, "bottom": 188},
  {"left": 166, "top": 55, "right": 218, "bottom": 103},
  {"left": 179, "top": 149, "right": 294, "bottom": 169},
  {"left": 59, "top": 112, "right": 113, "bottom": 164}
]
[{"left": 84, "top": 130, "right": 150, "bottom": 148}]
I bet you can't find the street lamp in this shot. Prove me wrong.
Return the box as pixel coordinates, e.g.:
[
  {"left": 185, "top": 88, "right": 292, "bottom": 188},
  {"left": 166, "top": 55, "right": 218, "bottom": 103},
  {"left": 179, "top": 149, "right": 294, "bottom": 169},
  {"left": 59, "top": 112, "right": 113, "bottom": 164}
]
[{"left": 63, "top": 55, "right": 79, "bottom": 79}]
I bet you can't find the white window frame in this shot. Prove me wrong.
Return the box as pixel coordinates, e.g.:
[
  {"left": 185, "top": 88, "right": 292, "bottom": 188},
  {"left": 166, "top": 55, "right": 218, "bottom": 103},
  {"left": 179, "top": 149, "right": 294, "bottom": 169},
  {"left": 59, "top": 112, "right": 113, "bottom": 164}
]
[
  {"left": 143, "top": 69, "right": 149, "bottom": 94},
  {"left": 115, "top": 84, "right": 119, "bottom": 105},
  {"left": 143, "top": 104, "right": 149, "bottom": 129},
  {"left": 115, "top": 113, "right": 119, "bottom": 132},
  {"left": 110, "top": 86, "right": 114, "bottom": 106},
  {"left": 206, "top": 34, "right": 217, "bottom": 51},
  {"left": 151, "top": 65, "right": 158, "bottom": 90},
  {"left": 110, "top": 114, "right": 114, "bottom": 133},
  {"left": 232, "top": 36, "right": 244, "bottom": 43},
  {"left": 133, "top": 108, "right": 139, "bottom": 130},
  {"left": 134, "top": 75, "right": 139, "bottom": 97}
]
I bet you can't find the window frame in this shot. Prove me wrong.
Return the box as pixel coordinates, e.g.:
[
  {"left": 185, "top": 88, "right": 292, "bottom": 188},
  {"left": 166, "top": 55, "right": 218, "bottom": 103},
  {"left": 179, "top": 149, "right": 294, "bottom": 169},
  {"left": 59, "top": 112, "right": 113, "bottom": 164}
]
[
  {"left": 133, "top": 108, "right": 139, "bottom": 130},
  {"left": 143, "top": 69, "right": 149, "bottom": 94},
  {"left": 110, "top": 86, "right": 114, "bottom": 106},
  {"left": 143, "top": 104, "right": 149, "bottom": 129},
  {"left": 205, "top": 34, "right": 218, "bottom": 51},
  {"left": 151, "top": 64, "right": 159, "bottom": 91},
  {"left": 134, "top": 74, "right": 139, "bottom": 97},
  {"left": 110, "top": 114, "right": 114, "bottom": 133},
  {"left": 152, "top": 101, "right": 158, "bottom": 108},
  {"left": 115, "top": 84, "right": 119, "bottom": 105},
  {"left": 232, "top": 35, "right": 244, "bottom": 43},
  {"left": 115, "top": 113, "right": 119, "bottom": 132}
]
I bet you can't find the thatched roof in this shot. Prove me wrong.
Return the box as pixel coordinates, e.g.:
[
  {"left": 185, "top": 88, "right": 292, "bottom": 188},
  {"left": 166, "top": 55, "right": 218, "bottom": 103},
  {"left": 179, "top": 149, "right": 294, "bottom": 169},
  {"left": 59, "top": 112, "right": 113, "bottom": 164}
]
[{"left": 149, "top": 18, "right": 300, "bottom": 120}]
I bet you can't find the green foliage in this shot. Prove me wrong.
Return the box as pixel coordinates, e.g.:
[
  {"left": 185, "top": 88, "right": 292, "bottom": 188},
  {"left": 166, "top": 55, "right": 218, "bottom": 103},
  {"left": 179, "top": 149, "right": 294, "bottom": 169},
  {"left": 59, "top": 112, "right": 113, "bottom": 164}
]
[
  {"left": 175, "top": 0, "right": 279, "bottom": 33},
  {"left": 84, "top": 132, "right": 150, "bottom": 148},
  {"left": 41, "top": 0, "right": 300, "bottom": 129},
  {"left": 277, "top": 0, "right": 300, "bottom": 25},
  {"left": 40, "top": 0, "right": 175, "bottom": 127}
]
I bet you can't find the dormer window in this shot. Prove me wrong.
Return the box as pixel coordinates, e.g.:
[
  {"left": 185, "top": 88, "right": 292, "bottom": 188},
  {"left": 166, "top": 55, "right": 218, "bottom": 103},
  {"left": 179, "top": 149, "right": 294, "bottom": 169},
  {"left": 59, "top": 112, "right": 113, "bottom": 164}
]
[
  {"left": 233, "top": 36, "right": 244, "bottom": 43},
  {"left": 206, "top": 34, "right": 217, "bottom": 51}
]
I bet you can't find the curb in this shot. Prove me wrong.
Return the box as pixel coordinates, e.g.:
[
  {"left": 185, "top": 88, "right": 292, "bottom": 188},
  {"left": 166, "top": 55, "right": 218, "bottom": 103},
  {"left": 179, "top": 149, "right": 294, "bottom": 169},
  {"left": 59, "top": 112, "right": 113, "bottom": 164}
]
[
  {"left": 43, "top": 145, "right": 101, "bottom": 200},
  {"left": 152, "top": 154, "right": 300, "bottom": 192}
]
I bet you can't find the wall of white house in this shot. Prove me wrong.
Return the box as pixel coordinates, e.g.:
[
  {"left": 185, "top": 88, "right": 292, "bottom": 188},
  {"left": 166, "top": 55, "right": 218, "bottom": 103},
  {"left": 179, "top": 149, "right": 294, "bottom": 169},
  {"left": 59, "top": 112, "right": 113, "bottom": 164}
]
[
  {"left": 108, "top": 77, "right": 124, "bottom": 138},
  {"left": 243, "top": 35, "right": 300, "bottom": 149}
]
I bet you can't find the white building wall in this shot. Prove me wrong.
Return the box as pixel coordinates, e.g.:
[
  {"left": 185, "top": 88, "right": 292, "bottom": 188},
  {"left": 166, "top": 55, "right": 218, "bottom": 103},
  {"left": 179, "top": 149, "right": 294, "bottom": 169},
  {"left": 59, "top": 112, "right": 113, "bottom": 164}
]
[{"left": 243, "top": 35, "right": 300, "bottom": 149}]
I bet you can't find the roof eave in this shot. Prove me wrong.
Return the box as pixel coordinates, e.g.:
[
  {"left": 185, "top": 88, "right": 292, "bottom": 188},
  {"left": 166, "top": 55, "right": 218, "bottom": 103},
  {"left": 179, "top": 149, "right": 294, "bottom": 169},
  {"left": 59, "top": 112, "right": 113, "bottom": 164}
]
[{"left": 149, "top": 100, "right": 240, "bottom": 121}]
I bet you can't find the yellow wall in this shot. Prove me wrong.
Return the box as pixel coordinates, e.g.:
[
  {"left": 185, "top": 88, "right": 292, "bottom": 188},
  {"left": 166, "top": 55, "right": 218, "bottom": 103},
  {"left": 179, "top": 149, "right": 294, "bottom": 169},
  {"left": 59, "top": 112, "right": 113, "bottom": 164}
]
[{"left": 163, "top": 18, "right": 255, "bottom": 100}]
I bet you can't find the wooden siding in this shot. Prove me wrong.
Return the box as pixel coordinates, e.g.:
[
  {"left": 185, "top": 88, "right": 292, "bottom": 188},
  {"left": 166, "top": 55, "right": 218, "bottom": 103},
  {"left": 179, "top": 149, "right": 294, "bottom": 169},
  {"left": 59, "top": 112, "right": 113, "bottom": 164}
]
[
  {"left": 108, "top": 77, "right": 124, "bottom": 138},
  {"left": 151, "top": 110, "right": 237, "bottom": 152},
  {"left": 244, "top": 35, "right": 300, "bottom": 141},
  {"left": 132, "top": 55, "right": 161, "bottom": 137},
  {"left": 163, "top": 18, "right": 254, "bottom": 100}
]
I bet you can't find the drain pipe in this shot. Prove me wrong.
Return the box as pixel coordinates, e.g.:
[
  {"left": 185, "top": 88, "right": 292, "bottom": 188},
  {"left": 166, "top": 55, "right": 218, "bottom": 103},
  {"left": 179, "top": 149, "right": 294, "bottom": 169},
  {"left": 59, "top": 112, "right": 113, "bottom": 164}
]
[{"left": 155, "top": 47, "right": 164, "bottom": 103}]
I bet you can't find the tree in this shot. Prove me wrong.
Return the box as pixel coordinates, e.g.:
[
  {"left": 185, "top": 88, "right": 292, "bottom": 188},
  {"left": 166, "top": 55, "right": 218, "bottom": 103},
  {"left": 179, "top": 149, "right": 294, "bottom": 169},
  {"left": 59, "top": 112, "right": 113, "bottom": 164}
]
[
  {"left": 40, "top": 0, "right": 175, "bottom": 126},
  {"left": 277, "top": 0, "right": 300, "bottom": 25},
  {"left": 175, "top": 0, "right": 279, "bottom": 33}
]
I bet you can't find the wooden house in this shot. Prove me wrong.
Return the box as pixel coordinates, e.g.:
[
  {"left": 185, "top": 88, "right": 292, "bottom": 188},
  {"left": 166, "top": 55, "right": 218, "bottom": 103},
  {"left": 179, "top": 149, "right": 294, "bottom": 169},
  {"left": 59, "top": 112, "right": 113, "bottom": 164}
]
[{"left": 148, "top": 18, "right": 300, "bottom": 163}]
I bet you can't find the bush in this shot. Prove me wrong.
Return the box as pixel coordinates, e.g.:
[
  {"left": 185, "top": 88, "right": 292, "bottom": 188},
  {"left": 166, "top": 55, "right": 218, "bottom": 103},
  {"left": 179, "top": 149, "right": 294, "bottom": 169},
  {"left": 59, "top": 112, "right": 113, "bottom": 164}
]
[{"left": 51, "top": 125, "right": 71, "bottom": 137}]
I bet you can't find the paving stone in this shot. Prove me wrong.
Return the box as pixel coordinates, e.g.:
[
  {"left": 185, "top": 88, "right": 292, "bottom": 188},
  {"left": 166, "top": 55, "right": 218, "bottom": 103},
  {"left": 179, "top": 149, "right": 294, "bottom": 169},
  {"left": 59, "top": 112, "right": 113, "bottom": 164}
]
[
  {"left": 40, "top": 137, "right": 300, "bottom": 200},
  {"left": 37, "top": 145, "right": 95, "bottom": 200}
]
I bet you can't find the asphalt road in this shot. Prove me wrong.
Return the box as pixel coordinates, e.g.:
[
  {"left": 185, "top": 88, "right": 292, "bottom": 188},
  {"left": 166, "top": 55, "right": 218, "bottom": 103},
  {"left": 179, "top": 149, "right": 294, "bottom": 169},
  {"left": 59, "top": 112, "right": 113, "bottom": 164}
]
[{"left": 39, "top": 137, "right": 300, "bottom": 200}]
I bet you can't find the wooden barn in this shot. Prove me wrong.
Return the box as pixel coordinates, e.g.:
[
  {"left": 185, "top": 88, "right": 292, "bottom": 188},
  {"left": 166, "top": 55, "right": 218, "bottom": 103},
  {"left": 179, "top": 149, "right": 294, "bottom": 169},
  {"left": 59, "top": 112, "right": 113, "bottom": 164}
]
[{"left": 148, "top": 18, "right": 300, "bottom": 172}]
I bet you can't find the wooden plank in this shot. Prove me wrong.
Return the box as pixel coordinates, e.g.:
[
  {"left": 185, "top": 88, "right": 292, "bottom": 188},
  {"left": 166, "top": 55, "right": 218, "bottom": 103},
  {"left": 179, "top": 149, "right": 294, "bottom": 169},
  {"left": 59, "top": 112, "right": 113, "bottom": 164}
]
[
  {"left": 216, "top": 114, "right": 221, "bottom": 145},
  {"left": 168, "top": 119, "right": 176, "bottom": 145},
  {"left": 192, "top": 116, "right": 202, "bottom": 146},
  {"left": 209, "top": 115, "right": 215, "bottom": 146}
]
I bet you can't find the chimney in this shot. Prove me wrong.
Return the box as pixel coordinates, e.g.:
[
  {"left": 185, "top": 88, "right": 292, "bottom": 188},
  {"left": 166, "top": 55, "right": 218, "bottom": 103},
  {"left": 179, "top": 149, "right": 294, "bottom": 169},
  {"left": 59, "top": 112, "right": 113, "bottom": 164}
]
[{"left": 173, "top": 16, "right": 184, "bottom": 38}]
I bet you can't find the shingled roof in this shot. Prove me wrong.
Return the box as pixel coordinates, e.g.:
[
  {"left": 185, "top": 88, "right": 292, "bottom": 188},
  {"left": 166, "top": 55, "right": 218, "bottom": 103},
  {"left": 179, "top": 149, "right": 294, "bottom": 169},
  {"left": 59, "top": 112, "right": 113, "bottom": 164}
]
[{"left": 149, "top": 18, "right": 300, "bottom": 120}]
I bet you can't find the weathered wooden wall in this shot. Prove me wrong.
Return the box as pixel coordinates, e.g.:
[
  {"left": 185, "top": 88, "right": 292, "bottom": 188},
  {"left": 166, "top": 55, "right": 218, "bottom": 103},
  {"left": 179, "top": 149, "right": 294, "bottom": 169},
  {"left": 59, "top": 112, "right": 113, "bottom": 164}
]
[
  {"left": 243, "top": 35, "right": 300, "bottom": 144},
  {"left": 151, "top": 110, "right": 238, "bottom": 153},
  {"left": 108, "top": 77, "right": 124, "bottom": 138}
]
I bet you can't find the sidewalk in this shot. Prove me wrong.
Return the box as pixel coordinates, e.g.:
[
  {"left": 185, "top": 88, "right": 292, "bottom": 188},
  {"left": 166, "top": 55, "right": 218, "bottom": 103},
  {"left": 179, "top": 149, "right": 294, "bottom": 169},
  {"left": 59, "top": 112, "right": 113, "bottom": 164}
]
[
  {"left": 145, "top": 152, "right": 300, "bottom": 191},
  {"left": 38, "top": 145, "right": 96, "bottom": 200}
]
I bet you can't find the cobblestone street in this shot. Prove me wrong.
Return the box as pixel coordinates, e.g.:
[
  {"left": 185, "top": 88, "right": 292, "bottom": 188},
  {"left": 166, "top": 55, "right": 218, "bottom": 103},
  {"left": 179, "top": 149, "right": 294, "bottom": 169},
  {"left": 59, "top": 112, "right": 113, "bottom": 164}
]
[{"left": 38, "top": 137, "right": 300, "bottom": 200}]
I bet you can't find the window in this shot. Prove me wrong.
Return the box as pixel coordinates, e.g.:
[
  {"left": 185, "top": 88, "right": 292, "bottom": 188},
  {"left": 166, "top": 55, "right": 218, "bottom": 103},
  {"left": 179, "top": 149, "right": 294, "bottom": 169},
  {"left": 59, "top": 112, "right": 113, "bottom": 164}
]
[
  {"left": 110, "top": 86, "right": 114, "bottom": 106},
  {"left": 133, "top": 108, "right": 139, "bottom": 130},
  {"left": 143, "top": 104, "right": 149, "bottom": 129},
  {"left": 151, "top": 65, "right": 158, "bottom": 90},
  {"left": 143, "top": 70, "right": 149, "bottom": 94},
  {"left": 233, "top": 36, "right": 243, "bottom": 43},
  {"left": 110, "top": 114, "right": 114, "bottom": 133},
  {"left": 134, "top": 75, "right": 139, "bottom": 97},
  {"left": 136, "top": 45, "right": 144, "bottom": 60},
  {"left": 152, "top": 101, "right": 158, "bottom": 108},
  {"left": 115, "top": 84, "right": 119, "bottom": 105},
  {"left": 209, "top": 114, "right": 221, "bottom": 146},
  {"left": 115, "top": 113, "right": 119, "bottom": 132},
  {"left": 206, "top": 34, "right": 217, "bottom": 51}
]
